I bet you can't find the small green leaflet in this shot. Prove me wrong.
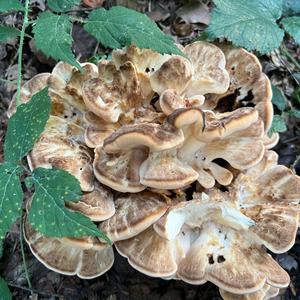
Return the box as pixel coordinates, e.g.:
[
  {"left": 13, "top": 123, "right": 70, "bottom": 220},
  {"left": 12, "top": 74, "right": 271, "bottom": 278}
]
[
  {"left": 283, "top": 0, "right": 300, "bottom": 15},
  {"left": 207, "top": 0, "right": 284, "bottom": 54},
  {"left": 271, "top": 84, "right": 286, "bottom": 111},
  {"left": 268, "top": 114, "right": 287, "bottom": 136},
  {"left": 47, "top": 0, "right": 80, "bottom": 12},
  {"left": 0, "top": 26, "right": 20, "bottom": 42},
  {"left": 29, "top": 168, "right": 110, "bottom": 243},
  {"left": 84, "top": 6, "right": 184, "bottom": 56},
  {"left": 33, "top": 12, "right": 81, "bottom": 70},
  {"left": 288, "top": 108, "right": 300, "bottom": 118},
  {"left": 0, "top": 162, "right": 23, "bottom": 244},
  {"left": 4, "top": 88, "right": 51, "bottom": 163},
  {"left": 0, "top": 277, "right": 11, "bottom": 300},
  {"left": 281, "top": 17, "right": 300, "bottom": 45},
  {"left": 0, "top": 0, "right": 24, "bottom": 12}
]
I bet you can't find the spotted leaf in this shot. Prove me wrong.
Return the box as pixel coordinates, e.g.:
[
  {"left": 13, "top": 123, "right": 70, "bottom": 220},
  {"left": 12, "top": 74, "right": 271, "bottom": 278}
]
[
  {"left": 0, "top": 162, "right": 23, "bottom": 246},
  {"left": 4, "top": 88, "right": 51, "bottom": 163},
  {"left": 29, "top": 168, "right": 110, "bottom": 243}
]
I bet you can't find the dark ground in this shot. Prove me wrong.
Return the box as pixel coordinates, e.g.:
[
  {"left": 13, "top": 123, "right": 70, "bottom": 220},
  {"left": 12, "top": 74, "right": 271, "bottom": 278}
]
[{"left": 1, "top": 0, "right": 300, "bottom": 299}]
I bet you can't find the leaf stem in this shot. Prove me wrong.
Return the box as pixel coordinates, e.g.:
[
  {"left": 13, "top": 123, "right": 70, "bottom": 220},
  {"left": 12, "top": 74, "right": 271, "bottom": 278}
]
[
  {"left": 15, "top": 0, "right": 30, "bottom": 107},
  {"left": 280, "top": 44, "right": 300, "bottom": 71},
  {"left": 19, "top": 213, "right": 32, "bottom": 293}
]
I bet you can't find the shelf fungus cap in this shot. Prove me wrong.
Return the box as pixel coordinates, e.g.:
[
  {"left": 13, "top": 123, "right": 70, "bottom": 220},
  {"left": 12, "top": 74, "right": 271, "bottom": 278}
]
[
  {"left": 150, "top": 56, "right": 193, "bottom": 95},
  {"left": 93, "top": 147, "right": 147, "bottom": 193},
  {"left": 219, "top": 283, "right": 279, "bottom": 300},
  {"left": 204, "top": 48, "right": 273, "bottom": 133},
  {"left": 233, "top": 150, "right": 300, "bottom": 253},
  {"left": 66, "top": 182, "right": 115, "bottom": 222},
  {"left": 103, "top": 123, "right": 184, "bottom": 153},
  {"left": 24, "top": 217, "right": 114, "bottom": 279},
  {"left": 159, "top": 89, "right": 205, "bottom": 116},
  {"left": 99, "top": 191, "right": 168, "bottom": 241},
  {"left": 82, "top": 60, "right": 142, "bottom": 123},
  {"left": 184, "top": 41, "right": 230, "bottom": 96},
  {"left": 28, "top": 116, "right": 94, "bottom": 191}
]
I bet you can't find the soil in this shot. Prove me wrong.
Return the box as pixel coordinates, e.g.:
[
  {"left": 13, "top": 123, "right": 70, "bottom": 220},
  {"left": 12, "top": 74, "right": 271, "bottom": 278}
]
[{"left": 0, "top": 1, "right": 300, "bottom": 299}]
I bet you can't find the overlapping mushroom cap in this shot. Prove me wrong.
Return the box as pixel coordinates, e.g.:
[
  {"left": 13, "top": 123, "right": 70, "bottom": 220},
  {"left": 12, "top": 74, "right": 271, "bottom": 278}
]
[{"left": 116, "top": 151, "right": 300, "bottom": 298}]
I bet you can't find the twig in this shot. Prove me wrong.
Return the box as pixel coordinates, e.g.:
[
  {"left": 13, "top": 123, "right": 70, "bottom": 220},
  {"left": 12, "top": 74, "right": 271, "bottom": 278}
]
[
  {"left": 15, "top": 0, "right": 30, "bottom": 107},
  {"left": 19, "top": 213, "right": 32, "bottom": 293},
  {"left": 7, "top": 283, "right": 64, "bottom": 298}
]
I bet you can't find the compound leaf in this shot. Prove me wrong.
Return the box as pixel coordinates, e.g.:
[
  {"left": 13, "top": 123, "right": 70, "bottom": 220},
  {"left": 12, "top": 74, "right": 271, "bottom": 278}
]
[
  {"left": 207, "top": 0, "right": 284, "bottom": 54},
  {"left": 268, "top": 114, "right": 287, "bottom": 136},
  {"left": 33, "top": 12, "right": 81, "bottom": 69},
  {"left": 4, "top": 88, "right": 51, "bottom": 163},
  {"left": 47, "top": 0, "right": 80, "bottom": 12},
  {"left": 281, "top": 16, "right": 300, "bottom": 45},
  {"left": 84, "top": 6, "right": 183, "bottom": 56},
  {"left": 0, "top": 162, "right": 23, "bottom": 248},
  {"left": 272, "top": 84, "right": 286, "bottom": 111},
  {"left": 0, "top": 0, "right": 24, "bottom": 13},
  {"left": 0, "top": 26, "right": 20, "bottom": 42},
  {"left": 0, "top": 277, "right": 11, "bottom": 300},
  {"left": 288, "top": 108, "right": 300, "bottom": 118},
  {"left": 29, "top": 168, "right": 110, "bottom": 243}
]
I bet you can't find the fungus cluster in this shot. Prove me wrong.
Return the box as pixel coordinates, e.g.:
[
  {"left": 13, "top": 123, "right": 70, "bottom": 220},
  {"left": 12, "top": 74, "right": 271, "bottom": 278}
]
[{"left": 9, "top": 41, "right": 300, "bottom": 299}]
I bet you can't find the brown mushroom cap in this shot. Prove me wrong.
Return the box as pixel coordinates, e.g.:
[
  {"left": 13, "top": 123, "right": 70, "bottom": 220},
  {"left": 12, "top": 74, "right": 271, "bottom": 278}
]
[
  {"left": 150, "top": 56, "right": 193, "bottom": 95},
  {"left": 177, "top": 222, "right": 289, "bottom": 293},
  {"left": 103, "top": 123, "right": 184, "bottom": 153},
  {"left": 219, "top": 283, "right": 279, "bottom": 300},
  {"left": 204, "top": 48, "right": 272, "bottom": 133},
  {"left": 93, "top": 147, "right": 147, "bottom": 193},
  {"left": 159, "top": 89, "right": 204, "bottom": 116},
  {"left": 82, "top": 61, "right": 142, "bottom": 122},
  {"left": 28, "top": 116, "right": 94, "bottom": 191},
  {"left": 24, "top": 217, "right": 114, "bottom": 279},
  {"left": 115, "top": 226, "right": 185, "bottom": 278},
  {"left": 66, "top": 182, "right": 115, "bottom": 222},
  {"left": 99, "top": 191, "right": 168, "bottom": 241},
  {"left": 184, "top": 41, "right": 230, "bottom": 96}
]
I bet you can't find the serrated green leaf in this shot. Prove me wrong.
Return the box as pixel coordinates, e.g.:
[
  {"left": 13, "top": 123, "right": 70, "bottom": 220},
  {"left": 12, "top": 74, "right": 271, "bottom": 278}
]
[
  {"left": 0, "top": 26, "right": 20, "bottom": 42},
  {"left": 283, "top": 0, "right": 300, "bottom": 15},
  {"left": 288, "top": 108, "right": 300, "bottom": 118},
  {"left": 84, "top": 6, "right": 184, "bottom": 56},
  {"left": 271, "top": 84, "right": 286, "bottom": 111},
  {"left": 29, "top": 168, "right": 110, "bottom": 243},
  {"left": 207, "top": 0, "right": 284, "bottom": 54},
  {"left": 47, "top": 0, "right": 80, "bottom": 12},
  {"left": 0, "top": 277, "right": 11, "bottom": 300},
  {"left": 0, "top": 162, "right": 23, "bottom": 244},
  {"left": 33, "top": 12, "right": 81, "bottom": 70},
  {"left": 281, "top": 16, "right": 300, "bottom": 45},
  {"left": 4, "top": 88, "right": 51, "bottom": 163},
  {"left": 0, "top": 0, "right": 24, "bottom": 13},
  {"left": 268, "top": 114, "right": 287, "bottom": 136}
]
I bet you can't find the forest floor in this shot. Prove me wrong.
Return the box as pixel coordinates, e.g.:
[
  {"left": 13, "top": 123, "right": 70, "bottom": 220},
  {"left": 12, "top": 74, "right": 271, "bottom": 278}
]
[{"left": 0, "top": 0, "right": 300, "bottom": 299}]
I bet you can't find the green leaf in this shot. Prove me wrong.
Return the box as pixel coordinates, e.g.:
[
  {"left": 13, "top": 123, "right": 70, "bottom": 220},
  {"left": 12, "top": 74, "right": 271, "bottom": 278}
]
[
  {"left": 0, "top": 162, "right": 23, "bottom": 244},
  {"left": 84, "top": 6, "right": 183, "bottom": 56},
  {"left": 207, "top": 0, "right": 285, "bottom": 54},
  {"left": 0, "top": 241, "right": 3, "bottom": 258},
  {"left": 288, "top": 108, "right": 300, "bottom": 118},
  {"left": 29, "top": 168, "right": 110, "bottom": 243},
  {"left": 33, "top": 12, "right": 81, "bottom": 70},
  {"left": 0, "top": 0, "right": 24, "bottom": 13},
  {"left": 271, "top": 84, "right": 286, "bottom": 111},
  {"left": 0, "top": 277, "right": 11, "bottom": 300},
  {"left": 47, "top": 0, "right": 80, "bottom": 12},
  {"left": 281, "top": 16, "right": 300, "bottom": 45},
  {"left": 283, "top": 0, "right": 300, "bottom": 15},
  {"left": 0, "top": 26, "right": 20, "bottom": 42},
  {"left": 4, "top": 88, "right": 51, "bottom": 163},
  {"left": 292, "top": 85, "right": 300, "bottom": 104},
  {"left": 268, "top": 114, "right": 287, "bottom": 136}
]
